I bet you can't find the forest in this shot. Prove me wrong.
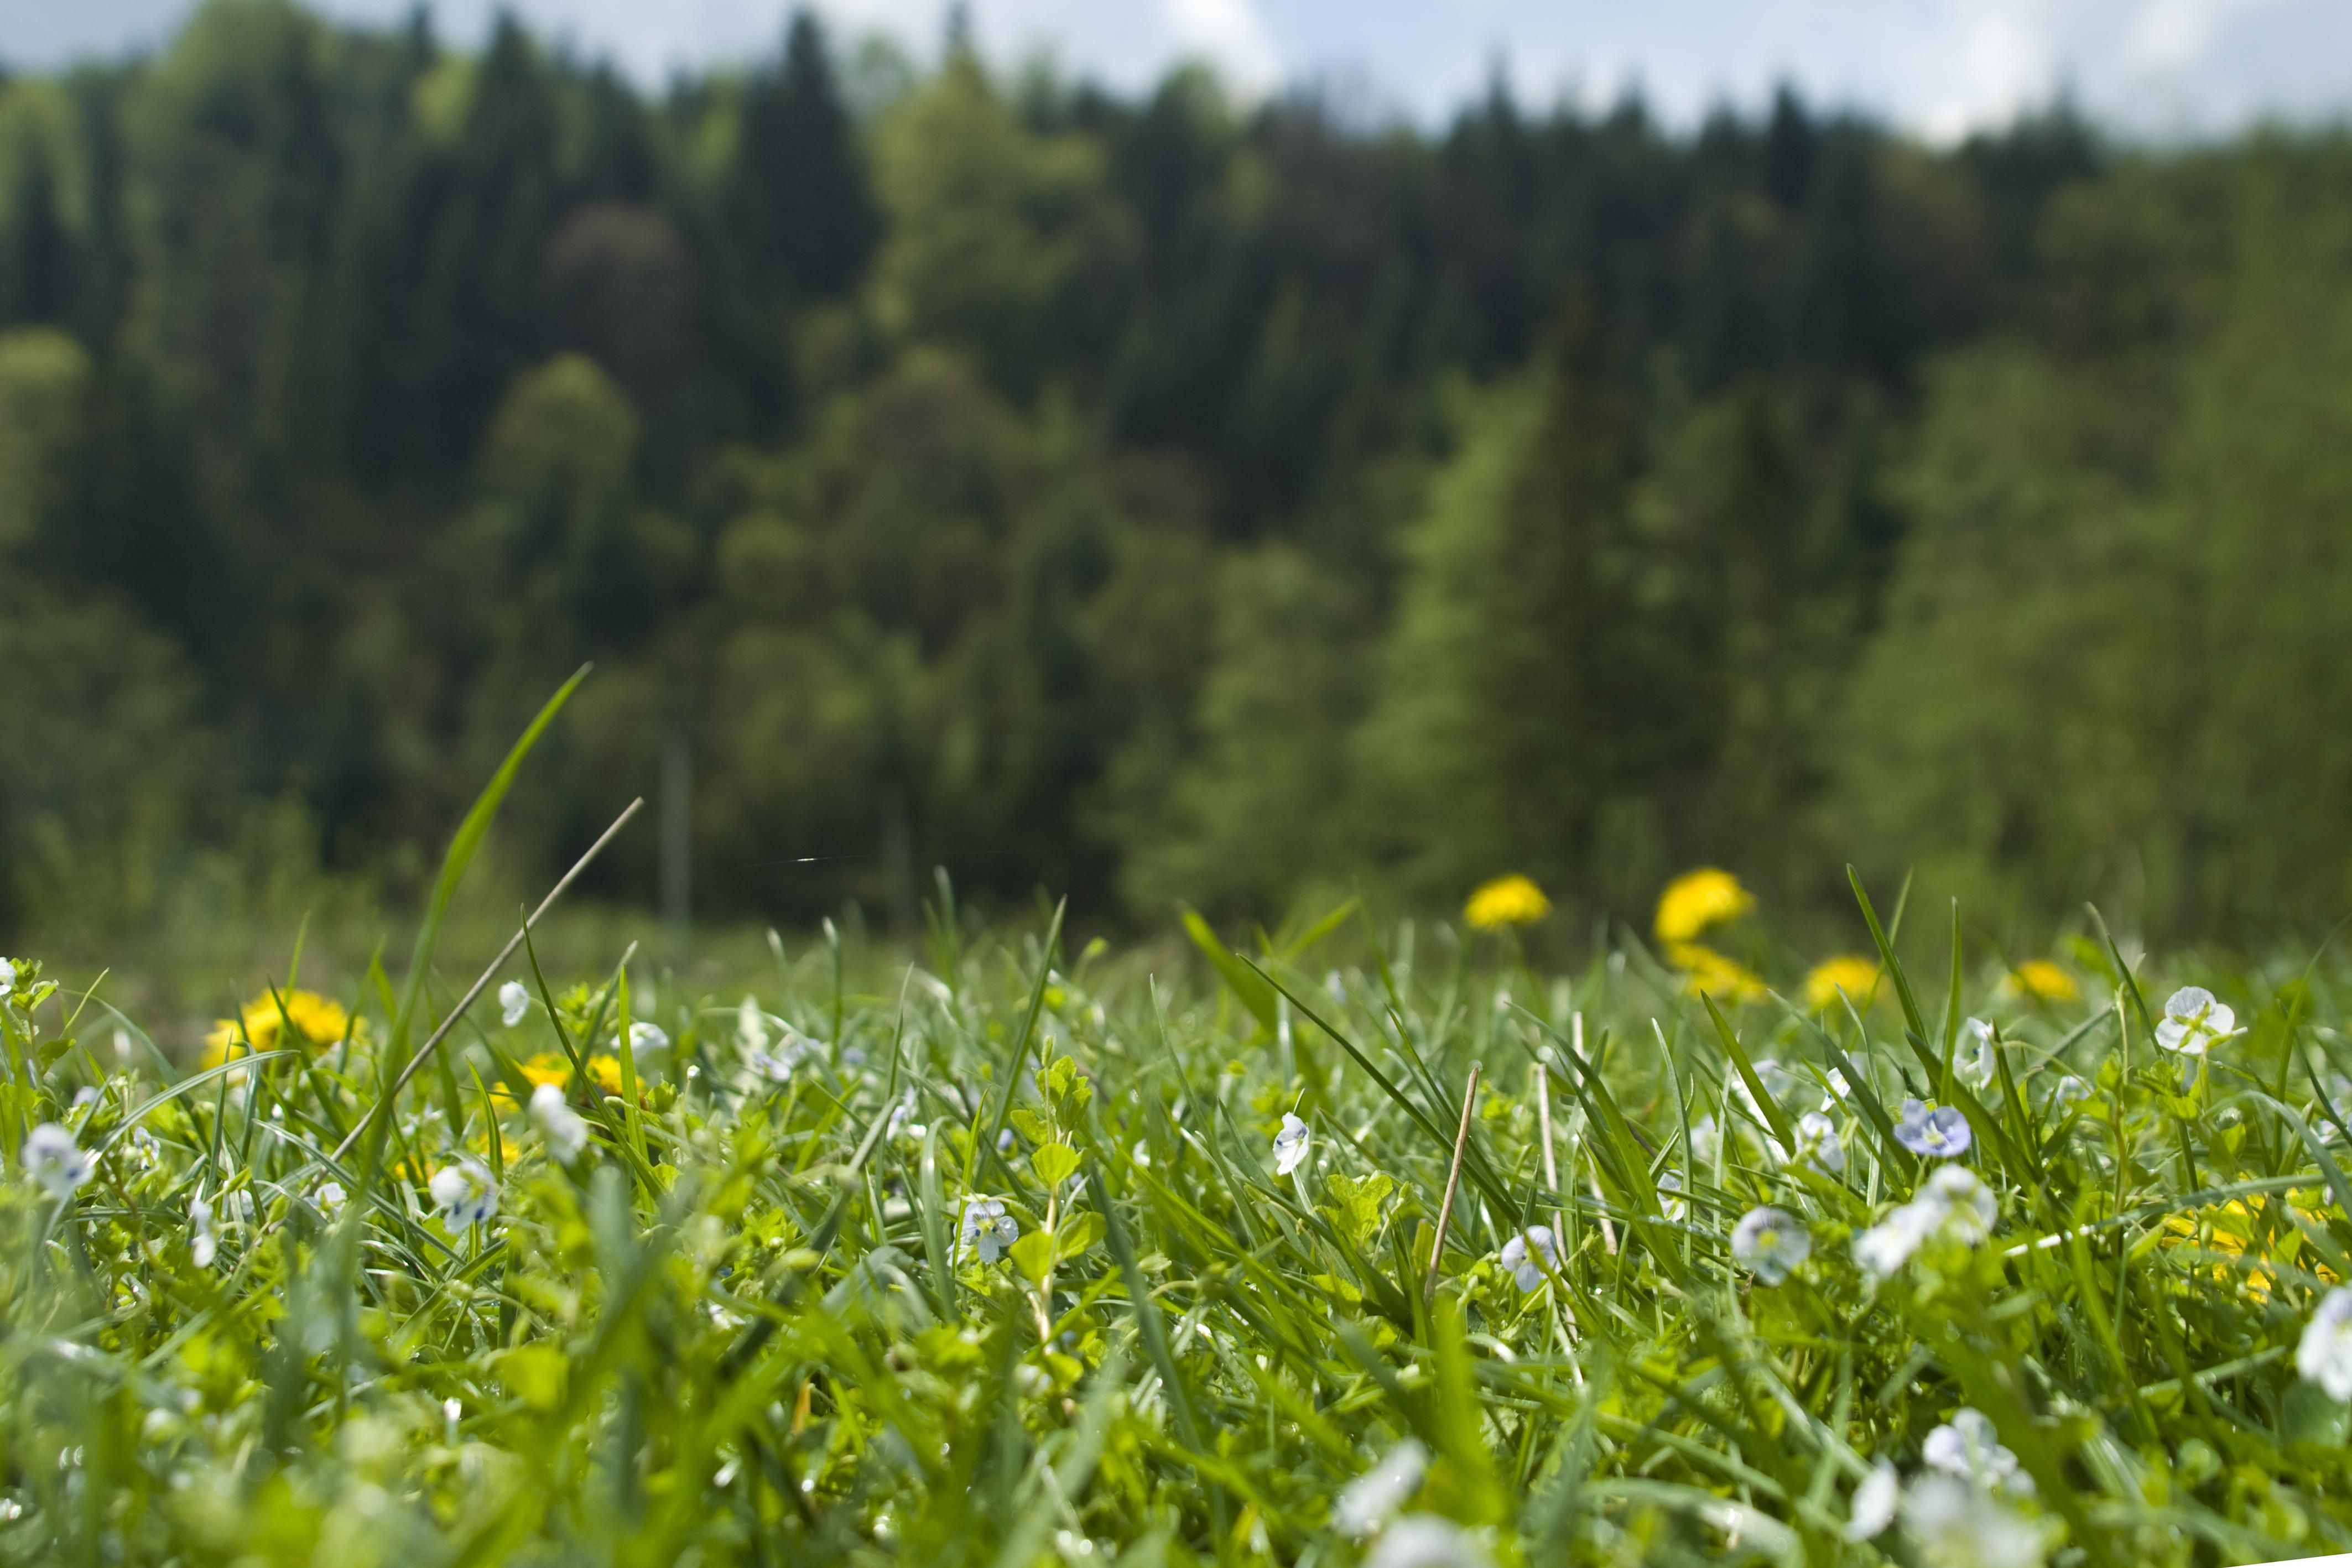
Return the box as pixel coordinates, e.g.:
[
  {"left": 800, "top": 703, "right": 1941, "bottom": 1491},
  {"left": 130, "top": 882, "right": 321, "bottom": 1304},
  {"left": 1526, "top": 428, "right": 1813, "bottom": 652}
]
[{"left": 5, "top": 0, "right": 2352, "bottom": 947}]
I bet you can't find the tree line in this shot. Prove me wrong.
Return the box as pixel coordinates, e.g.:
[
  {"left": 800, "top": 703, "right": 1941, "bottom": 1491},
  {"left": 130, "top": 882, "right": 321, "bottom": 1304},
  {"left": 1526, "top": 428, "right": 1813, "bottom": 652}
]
[{"left": 3, "top": 0, "right": 2349, "bottom": 946}]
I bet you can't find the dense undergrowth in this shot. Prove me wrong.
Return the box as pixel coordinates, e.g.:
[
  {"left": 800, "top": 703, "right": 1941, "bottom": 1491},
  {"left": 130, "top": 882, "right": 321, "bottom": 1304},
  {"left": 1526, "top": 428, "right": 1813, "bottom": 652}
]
[{"left": 9, "top": 714, "right": 2352, "bottom": 1566}]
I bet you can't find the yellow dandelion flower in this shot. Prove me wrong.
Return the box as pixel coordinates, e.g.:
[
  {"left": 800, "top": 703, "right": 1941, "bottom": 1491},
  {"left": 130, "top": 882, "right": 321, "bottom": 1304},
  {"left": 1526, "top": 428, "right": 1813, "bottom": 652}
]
[
  {"left": 522, "top": 1052, "right": 571, "bottom": 1087},
  {"left": 200, "top": 989, "right": 362, "bottom": 1069},
  {"left": 1653, "top": 868, "right": 1755, "bottom": 945},
  {"left": 2000, "top": 960, "right": 2079, "bottom": 1004},
  {"left": 1667, "top": 942, "right": 1767, "bottom": 1004},
  {"left": 1465, "top": 874, "right": 1550, "bottom": 931},
  {"left": 1803, "top": 955, "right": 1882, "bottom": 1013},
  {"left": 586, "top": 1055, "right": 625, "bottom": 1097}
]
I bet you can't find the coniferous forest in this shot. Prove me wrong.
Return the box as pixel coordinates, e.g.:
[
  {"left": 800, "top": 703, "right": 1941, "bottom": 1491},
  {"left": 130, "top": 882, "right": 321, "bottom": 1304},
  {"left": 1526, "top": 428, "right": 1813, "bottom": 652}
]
[{"left": 6, "top": 0, "right": 2352, "bottom": 946}]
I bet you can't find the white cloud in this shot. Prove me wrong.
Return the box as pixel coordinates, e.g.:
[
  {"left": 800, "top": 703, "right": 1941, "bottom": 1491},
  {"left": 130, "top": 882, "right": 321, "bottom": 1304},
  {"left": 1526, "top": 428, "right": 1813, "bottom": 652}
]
[{"left": 1164, "top": 0, "right": 1282, "bottom": 97}]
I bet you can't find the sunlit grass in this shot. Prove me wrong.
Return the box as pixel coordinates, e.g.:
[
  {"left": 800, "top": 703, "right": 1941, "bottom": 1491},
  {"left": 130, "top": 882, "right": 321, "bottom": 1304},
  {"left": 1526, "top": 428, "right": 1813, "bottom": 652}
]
[{"left": 8, "top": 731, "right": 2352, "bottom": 1564}]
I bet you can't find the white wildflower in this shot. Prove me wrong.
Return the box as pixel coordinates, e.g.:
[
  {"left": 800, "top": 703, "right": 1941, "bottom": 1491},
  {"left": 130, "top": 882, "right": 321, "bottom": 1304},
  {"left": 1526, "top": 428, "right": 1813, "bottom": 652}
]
[
  {"left": 314, "top": 1181, "right": 346, "bottom": 1215},
  {"left": 627, "top": 1022, "right": 669, "bottom": 1054},
  {"left": 1656, "top": 1168, "right": 1685, "bottom": 1221},
  {"left": 20, "top": 1123, "right": 92, "bottom": 1200},
  {"left": 960, "top": 1196, "right": 1018, "bottom": 1264},
  {"left": 2052, "top": 1074, "right": 2092, "bottom": 1108},
  {"left": 1901, "top": 1473, "right": 2044, "bottom": 1568},
  {"left": 1855, "top": 1200, "right": 1942, "bottom": 1278},
  {"left": 2155, "top": 986, "right": 2237, "bottom": 1055},
  {"left": 1793, "top": 1110, "right": 1845, "bottom": 1174},
  {"left": 2297, "top": 1286, "right": 2352, "bottom": 1400},
  {"left": 190, "top": 1196, "right": 217, "bottom": 1268},
  {"left": 1923, "top": 1408, "right": 2031, "bottom": 1496},
  {"left": 1847, "top": 1461, "right": 1898, "bottom": 1541},
  {"left": 429, "top": 1158, "right": 499, "bottom": 1228},
  {"left": 886, "top": 1092, "right": 924, "bottom": 1143},
  {"left": 1363, "top": 1514, "right": 1494, "bottom": 1568},
  {"left": 1498, "top": 1226, "right": 1558, "bottom": 1291},
  {"left": 0, "top": 957, "right": 14, "bottom": 997},
  {"left": 1954, "top": 1019, "right": 1998, "bottom": 1091},
  {"left": 1688, "top": 1114, "right": 1720, "bottom": 1165},
  {"left": 1271, "top": 1113, "right": 1310, "bottom": 1175},
  {"left": 1855, "top": 1165, "right": 1998, "bottom": 1279},
  {"left": 1922, "top": 1165, "right": 1997, "bottom": 1244},
  {"left": 1894, "top": 1098, "right": 1971, "bottom": 1159},
  {"left": 1730, "top": 1206, "right": 1811, "bottom": 1284},
  {"left": 498, "top": 981, "right": 530, "bottom": 1027},
  {"left": 530, "top": 1082, "right": 589, "bottom": 1163},
  {"left": 1334, "top": 1438, "right": 1428, "bottom": 1536}
]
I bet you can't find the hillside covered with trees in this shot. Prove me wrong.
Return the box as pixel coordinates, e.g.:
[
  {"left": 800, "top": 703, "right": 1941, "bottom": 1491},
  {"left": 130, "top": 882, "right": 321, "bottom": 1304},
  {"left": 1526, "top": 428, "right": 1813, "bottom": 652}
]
[{"left": 5, "top": 0, "right": 2351, "bottom": 944}]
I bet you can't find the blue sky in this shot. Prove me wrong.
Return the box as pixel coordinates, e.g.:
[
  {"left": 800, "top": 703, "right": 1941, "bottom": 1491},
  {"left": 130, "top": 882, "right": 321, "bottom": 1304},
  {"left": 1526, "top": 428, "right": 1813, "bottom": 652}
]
[{"left": 9, "top": 0, "right": 2352, "bottom": 138}]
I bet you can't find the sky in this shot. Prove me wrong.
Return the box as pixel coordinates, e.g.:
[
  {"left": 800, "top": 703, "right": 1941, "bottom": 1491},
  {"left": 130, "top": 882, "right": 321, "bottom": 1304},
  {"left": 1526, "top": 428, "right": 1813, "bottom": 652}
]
[{"left": 8, "top": 0, "right": 2352, "bottom": 139}]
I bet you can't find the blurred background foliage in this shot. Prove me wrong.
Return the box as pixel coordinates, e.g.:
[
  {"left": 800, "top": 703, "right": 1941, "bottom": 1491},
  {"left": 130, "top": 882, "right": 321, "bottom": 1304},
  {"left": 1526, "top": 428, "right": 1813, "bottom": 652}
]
[{"left": 4, "top": 0, "right": 2352, "bottom": 951}]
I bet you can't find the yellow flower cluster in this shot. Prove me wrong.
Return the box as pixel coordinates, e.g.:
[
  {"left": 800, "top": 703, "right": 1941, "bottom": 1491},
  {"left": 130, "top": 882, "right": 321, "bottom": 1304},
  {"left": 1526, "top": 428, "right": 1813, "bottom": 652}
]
[
  {"left": 2161, "top": 1197, "right": 2337, "bottom": 1301},
  {"left": 1465, "top": 874, "right": 1550, "bottom": 931},
  {"left": 200, "top": 989, "right": 361, "bottom": 1069},
  {"left": 493, "top": 1051, "right": 626, "bottom": 1113},
  {"left": 1652, "top": 869, "right": 1763, "bottom": 1002},
  {"left": 1653, "top": 867, "right": 1754, "bottom": 945},
  {"left": 1803, "top": 955, "right": 1882, "bottom": 1013},
  {"left": 2000, "top": 960, "right": 2079, "bottom": 1004},
  {"left": 1668, "top": 943, "right": 1767, "bottom": 1003}
]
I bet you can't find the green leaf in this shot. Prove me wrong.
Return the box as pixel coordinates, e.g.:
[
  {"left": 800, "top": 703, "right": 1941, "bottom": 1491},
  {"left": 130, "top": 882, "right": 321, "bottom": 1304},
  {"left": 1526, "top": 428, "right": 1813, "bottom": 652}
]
[
  {"left": 1009, "top": 1228, "right": 1056, "bottom": 1283},
  {"left": 1031, "top": 1142, "right": 1081, "bottom": 1188},
  {"left": 1055, "top": 1210, "right": 1105, "bottom": 1259},
  {"left": 1009, "top": 1108, "right": 1054, "bottom": 1147},
  {"left": 498, "top": 1343, "right": 568, "bottom": 1412},
  {"left": 2284, "top": 1381, "right": 2349, "bottom": 1449}
]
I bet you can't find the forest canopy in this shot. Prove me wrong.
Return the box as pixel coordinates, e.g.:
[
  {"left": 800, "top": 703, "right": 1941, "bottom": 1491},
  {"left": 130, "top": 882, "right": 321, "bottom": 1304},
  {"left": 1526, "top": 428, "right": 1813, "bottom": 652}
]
[{"left": 3, "top": 0, "right": 2350, "bottom": 945}]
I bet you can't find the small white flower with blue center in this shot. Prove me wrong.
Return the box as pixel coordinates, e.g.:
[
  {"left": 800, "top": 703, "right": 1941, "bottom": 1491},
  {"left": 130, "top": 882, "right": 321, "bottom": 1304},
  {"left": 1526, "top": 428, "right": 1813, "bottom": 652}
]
[
  {"left": 1793, "top": 1110, "right": 1845, "bottom": 1174},
  {"left": 2298, "top": 1286, "right": 2352, "bottom": 1399},
  {"left": 960, "top": 1196, "right": 1018, "bottom": 1263},
  {"left": 498, "top": 981, "right": 530, "bottom": 1027},
  {"left": 531, "top": 1082, "right": 589, "bottom": 1163},
  {"left": 1846, "top": 1461, "right": 1899, "bottom": 1541},
  {"left": 1730, "top": 1206, "right": 1810, "bottom": 1284},
  {"left": 2156, "top": 986, "right": 2238, "bottom": 1056},
  {"left": 1334, "top": 1438, "right": 1428, "bottom": 1536},
  {"left": 429, "top": 1158, "right": 499, "bottom": 1228},
  {"left": 20, "top": 1123, "right": 92, "bottom": 1200},
  {"left": 1271, "top": 1113, "right": 1310, "bottom": 1175},
  {"left": 1895, "top": 1098, "right": 1971, "bottom": 1159},
  {"left": 1955, "top": 1019, "right": 1998, "bottom": 1091},
  {"left": 1498, "top": 1225, "right": 1558, "bottom": 1290}
]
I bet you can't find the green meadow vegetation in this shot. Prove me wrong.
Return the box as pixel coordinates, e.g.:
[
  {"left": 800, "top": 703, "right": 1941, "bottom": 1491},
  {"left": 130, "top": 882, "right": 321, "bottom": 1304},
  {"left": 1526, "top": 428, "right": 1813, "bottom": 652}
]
[
  {"left": 11, "top": 697, "right": 2352, "bottom": 1566},
  {"left": 17, "top": 3, "right": 2352, "bottom": 1562}
]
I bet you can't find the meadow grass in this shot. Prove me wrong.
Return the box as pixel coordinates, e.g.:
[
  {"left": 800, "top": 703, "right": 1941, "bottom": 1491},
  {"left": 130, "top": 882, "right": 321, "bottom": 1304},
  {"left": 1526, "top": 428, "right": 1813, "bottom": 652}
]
[{"left": 7, "top": 715, "right": 2352, "bottom": 1565}]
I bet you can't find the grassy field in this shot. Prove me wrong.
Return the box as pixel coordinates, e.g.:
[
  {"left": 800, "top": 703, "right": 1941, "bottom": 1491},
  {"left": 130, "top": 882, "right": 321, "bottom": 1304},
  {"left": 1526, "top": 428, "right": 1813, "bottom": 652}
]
[{"left": 9, "top": 715, "right": 2352, "bottom": 1565}]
